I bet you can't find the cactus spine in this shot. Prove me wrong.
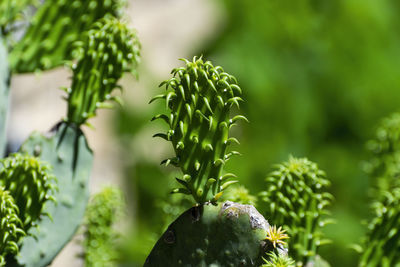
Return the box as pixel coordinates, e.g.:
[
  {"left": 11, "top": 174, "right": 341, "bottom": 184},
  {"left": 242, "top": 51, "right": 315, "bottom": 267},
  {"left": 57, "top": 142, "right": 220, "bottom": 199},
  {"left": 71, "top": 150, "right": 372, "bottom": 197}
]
[
  {"left": 151, "top": 56, "right": 246, "bottom": 203},
  {"left": 259, "top": 156, "right": 333, "bottom": 266}
]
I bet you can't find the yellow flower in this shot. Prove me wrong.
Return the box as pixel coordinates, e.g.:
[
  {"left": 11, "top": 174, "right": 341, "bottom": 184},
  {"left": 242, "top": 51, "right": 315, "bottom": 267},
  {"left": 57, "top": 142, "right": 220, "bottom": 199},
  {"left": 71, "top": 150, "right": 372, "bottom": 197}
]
[{"left": 265, "top": 225, "right": 289, "bottom": 248}]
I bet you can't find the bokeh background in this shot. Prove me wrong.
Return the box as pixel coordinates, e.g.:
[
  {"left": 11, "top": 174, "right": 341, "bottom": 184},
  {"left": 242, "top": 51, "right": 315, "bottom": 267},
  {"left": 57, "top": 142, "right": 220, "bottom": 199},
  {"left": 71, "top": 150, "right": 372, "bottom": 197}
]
[{"left": 8, "top": 0, "right": 400, "bottom": 266}]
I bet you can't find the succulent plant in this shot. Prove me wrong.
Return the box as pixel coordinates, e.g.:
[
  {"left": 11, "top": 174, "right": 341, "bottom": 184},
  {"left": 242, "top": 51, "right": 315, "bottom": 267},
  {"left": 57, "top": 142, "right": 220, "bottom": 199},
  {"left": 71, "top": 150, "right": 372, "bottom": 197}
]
[
  {"left": 0, "top": 153, "right": 57, "bottom": 231},
  {"left": 0, "top": 187, "right": 25, "bottom": 266},
  {"left": 9, "top": 0, "right": 127, "bottom": 72},
  {"left": 83, "top": 186, "right": 125, "bottom": 267},
  {"left": 261, "top": 251, "right": 295, "bottom": 267},
  {"left": 365, "top": 113, "right": 400, "bottom": 199},
  {"left": 259, "top": 156, "right": 333, "bottom": 266},
  {"left": 65, "top": 16, "right": 140, "bottom": 126},
  {"left": 145, "top": 201, "right": 283, "bottom": 267},
  {"left": 359, "top": 187, "right": 400, "bottom": 266},
  {"left": 151, "top": 56, "right": 247, "bottom": 204}
]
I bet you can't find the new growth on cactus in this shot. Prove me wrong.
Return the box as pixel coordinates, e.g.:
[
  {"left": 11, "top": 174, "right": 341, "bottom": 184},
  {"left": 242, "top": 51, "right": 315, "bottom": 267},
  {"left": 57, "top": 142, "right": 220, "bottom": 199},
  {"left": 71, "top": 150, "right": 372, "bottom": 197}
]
[
  {"left": 151, "top": 56, "right": 247, "bottom": 204},
  {"left": 359, "top": 188, "right": 400, "bottom": 266},
  {"left": 0, "top": 187, "right": 24, "bottom": 266},
  {"left": 259, "top": 156, "right": 333, "bottom": 266},
  {"left": 0, "top": 154, "right": 56, "bottom": 266},
  {"left": 82, "top": 186, "right": 125, "bottom": 267},
  {"left": 66, "top": 16, "right": 140, "bottom": 126},
  {"left": 366, "top": 113, "right": 400, "bottom": 199},
  {"left": 0, "top": 153, "right": 57, "bottom": 230},
  {"left": 9, "top": 0, "right": 126, "bottom": 72},
  {"left": 0, "top": 0, "right": 36, "bottom": 38},
  {"left": 261, "top": 252, "right": 295, "bottom": 267}
]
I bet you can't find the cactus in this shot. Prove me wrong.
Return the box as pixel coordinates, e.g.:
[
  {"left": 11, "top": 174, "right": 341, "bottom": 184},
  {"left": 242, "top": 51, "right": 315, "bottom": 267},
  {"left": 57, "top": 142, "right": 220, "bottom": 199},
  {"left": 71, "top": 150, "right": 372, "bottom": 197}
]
[
  {"left": 66, "top": 16, "right": 140, "bottom": 126},
  {"left": 222, "top": 185, "right": 258, "bottom": 206},
  {"left": 0, "top": 187, "right": 25, "bottom": 266},
  {"left": 82, "top": 186, "right": 125, "bottom": 267},
  {"left": 0, "top": 0, "right": 36, "bottom": 38},
  {"left": 145, "top": 201, "right": 287, "bottom": 267},
  {"left": 365, "top": 113, "right": 400, "bottom": 199},
  {"left": 151, "top": 56, "right": 247, "bottom": 204},
  {"left": 358, "top": 188, "right": 400, "bottom": 266},
  {"left": 261, "top": 252, "right": 295, "bottom": 267},
  {"left": 0, "top": 153, "right": 57, "bottom": 231},
  {"left": 2, "top": 16, "right": 139, "bottom": 267},
  {"left": 9, "top": 124, "right": 92, "bottom": 266},
  {"left": 0, "top": 35, "right": 9, "bottom": 156},
  {"left": 9, "top": 0, "right": 126, "bottom": 73},
  {"left": 259, "top": 156, "right": 333, "bottom": 266}
]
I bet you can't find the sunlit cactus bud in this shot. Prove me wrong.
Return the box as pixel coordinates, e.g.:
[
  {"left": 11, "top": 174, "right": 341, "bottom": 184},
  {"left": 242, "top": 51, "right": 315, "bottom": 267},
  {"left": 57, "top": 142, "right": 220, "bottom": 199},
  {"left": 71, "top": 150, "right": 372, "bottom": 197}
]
[
  {"left": 9, "top": 0, "right": 126, "bottom": 73},
  {"left": 0, "top": 187, "right": 25, "bottom": 265},
  {"left": 359, "top": 188, "right": 400, "bottom": 266},
  {"left": 65, "top": 16, "right": 140, "bottom": 126},
  {"left": 259, "top": 156, "right": 333, "bottom": 266},
  {"left": 83, "top": 186, "right": 125, "bottom": 267},
  {"left": 0, "top": 153, "right": 57, "bottom": 231},
  {"left": 365, "top": 113, "right": 400, "bottom": 199},
  {"left": 151, "top": 56, "right": 247, "bottom": 203}
]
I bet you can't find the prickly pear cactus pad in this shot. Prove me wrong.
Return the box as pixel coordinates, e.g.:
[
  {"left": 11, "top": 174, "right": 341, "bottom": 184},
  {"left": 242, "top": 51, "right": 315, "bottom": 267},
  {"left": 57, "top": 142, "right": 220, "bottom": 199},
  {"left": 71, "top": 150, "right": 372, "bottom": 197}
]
[
  {"left": 66, "top": 16, "right": 140, "bottom": 126},
  {"left": 259, "top": 156, "right": 333, "bottom": 266},
  {"left": 0, "top": 187, "right": 25, "bottom": 266},
  {"left": 151, "top": 57, "right": 247, "bottom": 203},
  {"left": 358, "top": 187, "right": 400, "bottom": 266},
  {"left": 83, "top": 186, "right": 125, "bottom": 267},
  {"left": 0, "top": 36, "right": 9, "bottom": 156},
  {"left": 145, "top": 201, "right": 287, "bottom": 267},
  {"left": 9, "top": 0, "right": 126, "bottom": 73},
  {"left": 12, "top": 123, "right": 93, "bottom": 267}
]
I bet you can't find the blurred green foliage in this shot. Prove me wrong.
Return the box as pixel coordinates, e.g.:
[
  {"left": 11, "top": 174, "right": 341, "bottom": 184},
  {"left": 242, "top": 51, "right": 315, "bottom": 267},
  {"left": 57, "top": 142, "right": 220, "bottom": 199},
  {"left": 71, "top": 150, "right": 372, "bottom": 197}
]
[{"left": 115, "top": 0, "right": 400, "bottom": 266}]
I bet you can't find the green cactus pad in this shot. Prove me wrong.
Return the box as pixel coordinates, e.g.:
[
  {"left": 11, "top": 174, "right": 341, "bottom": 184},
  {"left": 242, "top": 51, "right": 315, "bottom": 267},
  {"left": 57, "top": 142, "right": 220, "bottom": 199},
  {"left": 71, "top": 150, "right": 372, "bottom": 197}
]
[
  {"left": 359, "top": 188, "right": 400, "bottom": 266},
  {"left": 83, "top": 186, "right": 125, "bottom": 267},
  {"left": 259, "top": 156, "right": 333, "bottom": 266},
  {"left": 0, "top": 187, "right": 25, "bottom": 266},
  {"left": 10, "top": 122, "right": 93, "bottom": 267},
  {"left": 9, "top": 0, "right": 125, "bottom": 73},
  {"left": 0, "top": 153, "right": 57, "bottom": 230},
  {"left": 0, "top": 36, "right": 9, "bottom": 156},
  {"left": 66, "top": 16, "right": 140, "bottom": 126},
  {"left": 145, "top": 201, "right": 287, "bottom": 267},
  {"left": 151, "top": 57, "right": 247, "bottom": 203}
]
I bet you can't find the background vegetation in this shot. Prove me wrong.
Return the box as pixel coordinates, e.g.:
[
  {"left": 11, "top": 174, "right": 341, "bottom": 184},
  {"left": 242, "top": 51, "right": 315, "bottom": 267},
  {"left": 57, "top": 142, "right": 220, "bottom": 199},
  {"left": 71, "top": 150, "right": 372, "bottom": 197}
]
[{"left": 116, "top": 1, "right": 400, "bottom": 266}]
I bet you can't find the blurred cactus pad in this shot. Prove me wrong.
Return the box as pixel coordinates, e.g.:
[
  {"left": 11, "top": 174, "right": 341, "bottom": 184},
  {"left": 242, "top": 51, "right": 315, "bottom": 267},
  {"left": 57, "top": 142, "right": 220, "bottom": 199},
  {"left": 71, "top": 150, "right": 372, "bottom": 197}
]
[{"left": 151, "top": 56, "right": 247, "bottom": 204}]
